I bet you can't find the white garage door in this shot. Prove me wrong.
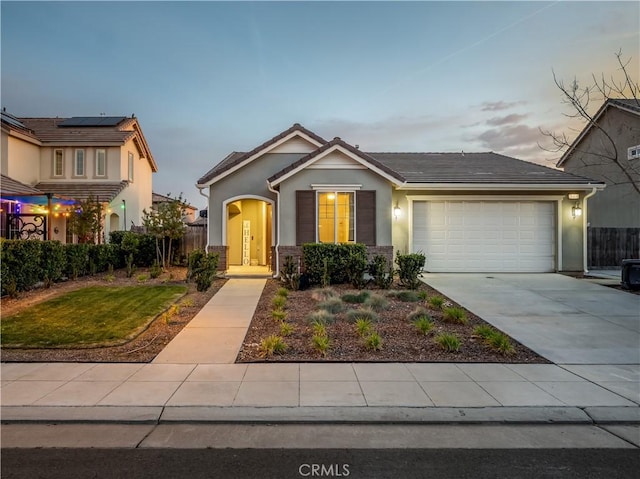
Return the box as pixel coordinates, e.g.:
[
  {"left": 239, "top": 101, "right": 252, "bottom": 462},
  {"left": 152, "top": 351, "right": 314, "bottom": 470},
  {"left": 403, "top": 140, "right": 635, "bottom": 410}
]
[{"left": 412, "top": 200, "right": 555, "bottom": 272}]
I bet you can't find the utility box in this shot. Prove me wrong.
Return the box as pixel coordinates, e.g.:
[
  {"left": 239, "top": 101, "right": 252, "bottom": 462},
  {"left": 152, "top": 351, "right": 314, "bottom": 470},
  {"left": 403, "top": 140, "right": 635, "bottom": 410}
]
[{"left": 621, "top": 259, "right": 640, "bottom": 290}]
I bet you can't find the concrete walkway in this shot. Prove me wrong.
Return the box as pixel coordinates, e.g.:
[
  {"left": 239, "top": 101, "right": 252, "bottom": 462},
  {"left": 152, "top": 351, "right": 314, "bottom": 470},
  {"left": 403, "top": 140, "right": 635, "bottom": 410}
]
[
  {"left": 153, "top": 278, "right": 266, "bottom": 364},
  {"left": 1, "top": 274, "right": 639, "bottom": 429}
]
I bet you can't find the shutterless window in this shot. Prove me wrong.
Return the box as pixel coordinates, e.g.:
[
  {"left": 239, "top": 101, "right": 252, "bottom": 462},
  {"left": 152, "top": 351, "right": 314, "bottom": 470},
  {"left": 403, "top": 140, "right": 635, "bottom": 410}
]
[
  {"left": 317, "top": 192, "right": 355, "bottom": 243},
  {"left": 128, "top": 152, "right": 134, "bottom": 182},
  {"left": 628, "top": 145, "right": 640, "bottom": 160},
  {"left": 96, "top": 149, "right": 106, "bottom": 177},
  {"left": 53, "top": 149, "right": 64, "bottom": 176},
  {"left": 74, "top": 149, "right": 85, "bottom": 176}
]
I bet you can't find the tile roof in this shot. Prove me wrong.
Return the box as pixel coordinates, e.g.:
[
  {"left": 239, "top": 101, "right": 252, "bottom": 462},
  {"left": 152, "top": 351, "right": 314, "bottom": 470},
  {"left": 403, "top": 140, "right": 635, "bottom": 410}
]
[
  {"left": 267, "top": 137, "right": 405, "bottom": 184},
  {"left": 34, "top": 181, "right": 129, "bottom": 203},
  {"left": 152, "top": 192, "right": 196, "bottom": 210},
  {"left": 369, "top": 152, "right": 601, "bottom": 184},
  {"left": 18, "top": 117, "right": 137, "bottom": 144},
  {"left": 197, "top": 123, "right": 327, "bottom": 185},
  {"left": 609, "top": 98, "right": 640, "bottom": 114},
  {"left": 1, "top": 174, "right": 44, "bottom": 196}
]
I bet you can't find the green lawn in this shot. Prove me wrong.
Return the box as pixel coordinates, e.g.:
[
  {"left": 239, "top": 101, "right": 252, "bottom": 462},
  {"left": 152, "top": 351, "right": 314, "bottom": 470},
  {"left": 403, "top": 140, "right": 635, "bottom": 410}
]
[{"left": 1, "top": 285, "right": 187, "bottom": 347}]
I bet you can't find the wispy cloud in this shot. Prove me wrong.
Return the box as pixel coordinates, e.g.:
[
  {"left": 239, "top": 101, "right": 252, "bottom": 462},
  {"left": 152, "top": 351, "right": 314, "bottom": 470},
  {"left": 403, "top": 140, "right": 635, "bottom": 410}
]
[
  {"left": 486, "top": 113, "right": 528, "bottom": 126},
  {"left": 480, "top": 101, "right": 523, "bottom": 112}
]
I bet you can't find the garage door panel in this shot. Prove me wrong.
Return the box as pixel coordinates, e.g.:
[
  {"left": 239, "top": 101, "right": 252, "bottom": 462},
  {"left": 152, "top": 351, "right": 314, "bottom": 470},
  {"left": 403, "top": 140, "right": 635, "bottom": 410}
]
[{"left": 413, "top": 200, "right": 555, "bottom": 273}]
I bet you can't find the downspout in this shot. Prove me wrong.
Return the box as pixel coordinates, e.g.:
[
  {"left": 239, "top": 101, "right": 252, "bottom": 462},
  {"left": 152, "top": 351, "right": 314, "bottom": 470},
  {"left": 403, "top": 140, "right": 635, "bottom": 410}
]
[
  {"left": 582, "top": 186, "right": 599, "bottom": 274},
  {"left": 267, "top": 180, "right": 280, "bottom": 278},
  {"left": 197, "top": 185, "right": 210, "bottom": 251}
]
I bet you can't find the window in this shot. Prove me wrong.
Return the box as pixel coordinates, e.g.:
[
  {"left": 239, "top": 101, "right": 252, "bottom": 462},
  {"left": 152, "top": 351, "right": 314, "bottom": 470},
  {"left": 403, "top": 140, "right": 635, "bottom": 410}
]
[
  {"left": 128, "top": 152, "right": 134, "bottom": 182},
  {"left": 317, "top": 191, "right": 355, "bottom": 243},
  {"left": 74, "top": 149, "right": 85, "bottom": 176},
  {"left": 95, "top": 149, "right": 106, "bottom": 177},
  {"left": 628, "top": 145, "right": 640, "bottom": 160},
  {"left": 53, "top": 149, "right": 64, "bottom": 177}
]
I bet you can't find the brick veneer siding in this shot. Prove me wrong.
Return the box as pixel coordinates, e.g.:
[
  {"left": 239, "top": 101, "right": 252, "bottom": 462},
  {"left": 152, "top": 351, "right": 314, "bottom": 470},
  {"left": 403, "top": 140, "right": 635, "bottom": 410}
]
[
  {"left": 207, "top": 245, "right": 228, "bottom": 271},
  {"left": 273, "top": 245, "right": 394, "bottom": 277}
]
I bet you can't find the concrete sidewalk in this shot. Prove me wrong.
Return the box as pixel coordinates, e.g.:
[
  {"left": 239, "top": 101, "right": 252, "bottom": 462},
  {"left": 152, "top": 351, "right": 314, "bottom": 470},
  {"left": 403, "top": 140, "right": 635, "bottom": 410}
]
[{"left": 1, "top": 274, "right": 639, "bottom": 428}]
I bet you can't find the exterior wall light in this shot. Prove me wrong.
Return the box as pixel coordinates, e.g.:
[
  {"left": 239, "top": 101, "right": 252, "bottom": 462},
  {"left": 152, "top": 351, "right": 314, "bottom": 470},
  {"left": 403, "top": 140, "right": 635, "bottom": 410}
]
[
  {"left": 572, "top": 203, "right": 582, "bottom": 219},
  {"left": 393, "top": 204, "right": 401, "bottom": 220},
  {"left": 567, "top": 193, "right": 580, "bottom": 200}
]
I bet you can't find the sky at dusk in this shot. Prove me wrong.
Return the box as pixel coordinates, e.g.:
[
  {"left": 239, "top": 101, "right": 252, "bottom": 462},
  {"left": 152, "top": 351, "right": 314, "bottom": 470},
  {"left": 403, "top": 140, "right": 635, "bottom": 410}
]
[{"left": 2, "top": 1, "right": 638, "bottom": 209}]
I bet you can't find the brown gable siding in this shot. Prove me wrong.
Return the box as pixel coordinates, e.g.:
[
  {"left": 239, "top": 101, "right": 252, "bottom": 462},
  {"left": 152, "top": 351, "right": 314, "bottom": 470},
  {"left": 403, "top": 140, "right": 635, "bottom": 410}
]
[
  {"left": 356, "top": 190, "right": 376, "bottom": 246},
  {"left": 296, "top": 190, "right": 316, "bottom": 245}
]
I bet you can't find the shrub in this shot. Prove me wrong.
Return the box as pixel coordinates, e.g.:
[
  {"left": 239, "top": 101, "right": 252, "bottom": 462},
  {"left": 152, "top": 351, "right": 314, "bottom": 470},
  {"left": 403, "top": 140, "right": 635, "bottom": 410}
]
[
  {"left": 427, "top": 295, "right": 445, "bottom": 310},
  {"left": 311, "top": 287, "right": 338, "bottom": 302},
  {"left": 395, "top": 252, "right": 426, "bottom": 289},
  {"left": 414, "top": 316, "right": 434, "bottom": 335},
  {"left": 311, "top": 321, "right": 327, "bottom": 336},
  {"left": 368, "top": 254, "right": 394, "bottom": 289},
  {"left": 443, "top": 306, "right": 468, "bottom": 324},
  {"left": 276, "top": 287, "right": 289, "bottom": 298},
  {"left": 1, "top": 239, "right": 42, "bottom": 294},
  {"left": 344, "top": 246, "right": 368, "bottom": 288},
  {"left": 272, "top": 310, "right": 287, "bottom": 322},
  {"left": 312, "top": 334, "right": 331, "bottom": 357},
  {"left": 345, "top": 307, "right": 379, "bottom": 323},
  {"left": 302, "top": 243, "right": 367, "bottom": 285},
  {"left": 125, "top": 253, "right": 136, "bottom": 278},
  {"left": 318, "top": 297, "right": 344, "bottom": 314},
  {"left": 387, "top": 290, "right": 421, "bottom": 302},
  {"left": 341, "top": 291, "right": 370, "bottom": 304},
  {"left": 150, "top": 261, "right": 162, "bottom": 279},
  {"left": 355, "top": 318, "right": 372, "bottom": 337},
  {"left": 435, "top": 333, "right": 461, "bottom": 352},
  {"left": 187, "top": 249, "right": 219, "bottom": 292},
  {"left": 306, "top": 310, "right": 335, "bottom": 325},
  {"left": 65, "top": 243, "right": 90, "bottom": 279},
  {"left": 137, "top": 273, "right": 149, "bottom": 283},
  {"left": 259, "top": 335, "right": 288, "bottom": 357},
  {"left": 488, "top": 332, "right": 515, "bottom": 355},
  {"left": 281, "top": 255, "right": 301, "bottom": 291},
  {"left": 272, "top": 295, "right": 287, "bottom": 310},
  {"left": 406, "top": 307, "right": 431, "bottom": 323},
  {"left": 181, "top": 297, "right": 195, "bottom": 308},
  {"left": 39, "top": 241, "right": 65, "bottom": 285},
  {"left": 473, "top": 325, "right": 496, "bottom": 340},
  {"left": 364, "top": 331, "right": 383, "bottom": 351},
  {"left": 364, "top": 293, "right": 389, "bottom": 312},
  {"left": 280, "top": 322, "right": 295, "bottom": 337}
]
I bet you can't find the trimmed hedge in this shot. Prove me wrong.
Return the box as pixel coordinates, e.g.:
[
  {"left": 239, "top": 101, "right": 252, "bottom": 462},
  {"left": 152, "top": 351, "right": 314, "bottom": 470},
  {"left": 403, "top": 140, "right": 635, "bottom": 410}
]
[
  {"left": 395, "top": 252, "right": 426, "bottom": 289},
  {"left": 109, "top": 231, "right": 157, "bottom": 267},
  {"left": 1, "top": 239, "right": 123, "bottom": 295},
  {"left": 302, "top": 243, "right": 368, "bottom": 286}
]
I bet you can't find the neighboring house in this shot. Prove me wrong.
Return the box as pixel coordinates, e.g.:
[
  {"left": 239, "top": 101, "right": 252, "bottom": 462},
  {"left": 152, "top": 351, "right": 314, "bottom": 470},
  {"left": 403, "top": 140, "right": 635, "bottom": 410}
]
[
  {"left": 556, "top": 98, "right": 640, "bottom": 267},
  {"left": 1, "top": 110, "right": 157, "bottom": 242},
  {"left": 197, "top": 123, "right": 605, "bottom": 275},
  {"left": 152, "top": 192, "right": 198, "bottom": 223}
]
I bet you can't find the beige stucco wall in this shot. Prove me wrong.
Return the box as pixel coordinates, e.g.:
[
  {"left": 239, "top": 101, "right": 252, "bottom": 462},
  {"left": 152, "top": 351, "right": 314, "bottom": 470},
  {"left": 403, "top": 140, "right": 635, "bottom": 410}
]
[
  {"left": 38, "top": 146, "right": 122, "bottom": 182},
  {"left": 4, "top": 134, "right": 41, "bottom": 185},
  {"left": 114, "top": 138, "right": 153, "bottom": 228},
  {"left": 562, "top": 107, "right": 640, "bottom": 228}
]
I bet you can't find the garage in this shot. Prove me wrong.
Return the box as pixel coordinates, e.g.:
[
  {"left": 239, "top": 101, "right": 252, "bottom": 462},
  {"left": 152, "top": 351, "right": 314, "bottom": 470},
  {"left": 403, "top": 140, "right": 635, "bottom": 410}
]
[{"left": 412, "top": 200, "right": 556, "bottom": 273}]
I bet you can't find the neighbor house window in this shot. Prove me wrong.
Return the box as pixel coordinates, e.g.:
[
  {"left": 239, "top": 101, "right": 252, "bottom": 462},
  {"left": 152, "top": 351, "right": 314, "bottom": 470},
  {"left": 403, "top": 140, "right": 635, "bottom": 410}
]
[
  {"left": 95, "top": 149, "right": 106, "bottom": 177},
  {"left": 628, "top": 145, "right": 640, "bottom": 160},
  {"left": 317, "top": 191, "right": 355, "bottom": 243},
  {"left": 74, "top": 149, "right": 85, "bottom": 177},
  {"left": 53, "top": 149, "right": 64, "bottom": 177},
  {"left": 128, "top": 152, "right": 134, "bottom": 182}
]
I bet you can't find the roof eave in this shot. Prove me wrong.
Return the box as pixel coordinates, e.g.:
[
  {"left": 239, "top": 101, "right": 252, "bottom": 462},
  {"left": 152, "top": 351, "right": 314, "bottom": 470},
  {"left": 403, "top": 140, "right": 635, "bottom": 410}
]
[{"left": 396, "top": 182, "right": 606, "bottom": 191}]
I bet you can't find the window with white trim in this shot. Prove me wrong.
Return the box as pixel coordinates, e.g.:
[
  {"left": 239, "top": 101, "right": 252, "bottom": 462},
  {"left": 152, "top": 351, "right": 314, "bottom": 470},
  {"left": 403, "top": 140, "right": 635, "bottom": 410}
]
[
  {"left": 95, "top": 149, "right": 106, "bottom": 177},
  {"left": 53, "top": 149, "right": 64, "bottom": 177},
  {"left": 74, "top": 149, "right": 85, "bottom": 177},
  {"left": 128, "top": 152, "right": 134, "bottom": 182},
  {"left": 317, "top": 191, "right": 355, "bottom": 243},
  {"left": 628, "top": 145, "right": 640, "bottom": 160}
]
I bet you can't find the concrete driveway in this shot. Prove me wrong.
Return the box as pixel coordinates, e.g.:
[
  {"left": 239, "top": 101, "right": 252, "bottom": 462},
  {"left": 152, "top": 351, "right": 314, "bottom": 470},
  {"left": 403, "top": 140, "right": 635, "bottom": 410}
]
[{"left": 422, "top": 274, "right": 640, "bottom": 365}]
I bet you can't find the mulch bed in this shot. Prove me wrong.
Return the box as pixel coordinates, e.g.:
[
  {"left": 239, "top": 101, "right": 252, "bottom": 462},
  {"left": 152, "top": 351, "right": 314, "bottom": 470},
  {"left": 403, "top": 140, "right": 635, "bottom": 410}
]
[
  {"left": 236, "top": 280, "right": 549, "bottom": 363},
  {"left": 1, "top": 268, "right": 226, "bottom": 363}
]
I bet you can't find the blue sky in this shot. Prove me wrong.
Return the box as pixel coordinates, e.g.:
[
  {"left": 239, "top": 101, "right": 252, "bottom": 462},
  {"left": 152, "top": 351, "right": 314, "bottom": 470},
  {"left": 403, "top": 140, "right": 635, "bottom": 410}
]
[{"left": 2, "top": 1, "right": 638, "bottom": 209}]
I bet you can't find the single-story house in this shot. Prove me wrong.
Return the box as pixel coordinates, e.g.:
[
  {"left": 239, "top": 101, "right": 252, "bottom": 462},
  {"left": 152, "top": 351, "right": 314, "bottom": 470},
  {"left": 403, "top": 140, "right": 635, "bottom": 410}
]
[{"left": 196, "top": 124, "right": 605, "bottom": 275}]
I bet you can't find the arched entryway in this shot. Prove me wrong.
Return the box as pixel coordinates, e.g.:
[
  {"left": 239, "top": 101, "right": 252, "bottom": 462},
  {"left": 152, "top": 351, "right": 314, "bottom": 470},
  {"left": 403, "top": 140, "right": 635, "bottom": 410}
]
[
  {"left": 109, "top": 213, "right": 120, "bottom": 233},
  {"left": 225, "top": 196, "right": 273, "bottom": 272}
]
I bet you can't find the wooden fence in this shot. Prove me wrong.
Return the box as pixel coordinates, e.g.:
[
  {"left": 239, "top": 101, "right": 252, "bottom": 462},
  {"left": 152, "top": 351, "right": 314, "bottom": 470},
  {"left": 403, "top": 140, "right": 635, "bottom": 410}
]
[
  {"left": 178, "top": 226, "right": 207, "bottom": 258},
  {"left": 588, "top": 227, "right": 640, "bottom": 268}
]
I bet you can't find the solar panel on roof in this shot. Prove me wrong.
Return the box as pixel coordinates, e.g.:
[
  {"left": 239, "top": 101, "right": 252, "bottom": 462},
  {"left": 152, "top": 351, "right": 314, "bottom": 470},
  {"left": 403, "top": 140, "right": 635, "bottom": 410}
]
[
  {"left": 1, "top": 112, "right": 28, "bottom": 129},
  {"left": 58, "top": 117, "right": 126, "bottom": 127}
]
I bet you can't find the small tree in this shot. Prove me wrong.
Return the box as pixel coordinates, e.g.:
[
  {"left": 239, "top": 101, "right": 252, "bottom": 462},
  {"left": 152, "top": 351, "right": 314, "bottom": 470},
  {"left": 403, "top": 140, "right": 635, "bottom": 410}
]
[
  {"left": 67, "top": 196, "right": 102, "bottom": 244},
  {"left": 142, "top": 193, "right": 187, "bottom": 269}
]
